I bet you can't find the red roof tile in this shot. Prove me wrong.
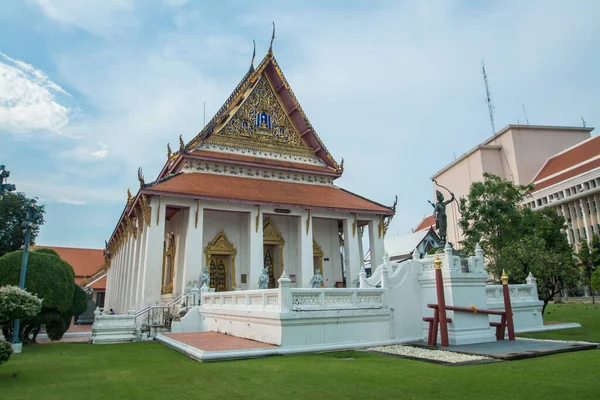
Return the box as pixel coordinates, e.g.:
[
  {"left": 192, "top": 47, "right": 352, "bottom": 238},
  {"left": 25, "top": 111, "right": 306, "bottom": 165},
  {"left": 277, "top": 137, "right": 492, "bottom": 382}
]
[
  {"left": 415, "top": 214, "right": 436, "bottom": 232},
  {"left": 187, "top": 150, "right": 337, "bottom": 174},
  {"left": 533, "top": 135, "right": 600, "bottom": 182},
  {"left": 533, "top": 158, "right": 600, "bottom": 191},
  {"left": 36, "top": 246, "right": 105, "bottom": 286},
  {"left": 145, "top": 173, "right": 392, "bottom": 214}
]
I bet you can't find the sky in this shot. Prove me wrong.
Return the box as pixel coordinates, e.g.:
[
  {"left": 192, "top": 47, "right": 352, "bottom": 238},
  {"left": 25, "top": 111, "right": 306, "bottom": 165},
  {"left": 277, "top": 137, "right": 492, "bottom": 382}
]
[{"left": 1, "top": 0, "right": 599, "bottom": 249}]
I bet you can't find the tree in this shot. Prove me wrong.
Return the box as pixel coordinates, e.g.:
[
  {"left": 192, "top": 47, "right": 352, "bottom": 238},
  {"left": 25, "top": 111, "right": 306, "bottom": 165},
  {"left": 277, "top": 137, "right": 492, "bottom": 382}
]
[
  {"left": 577, "top": 235, "right": 599, "bottom": 303},
  {"left": 0, "top": 192, "right": 45, "bottom": 258},
  {"left": 0, "top": 250, "right": 86, "bottom": 342},
  {"left": 458, "top": 173, "right": 534, "bottom": 278},
  {"left": 500, "top": 210, "right": 578, "bottom": 314},
  {"left": 592, "top": 269, "right": 600, "bottom": 292}
]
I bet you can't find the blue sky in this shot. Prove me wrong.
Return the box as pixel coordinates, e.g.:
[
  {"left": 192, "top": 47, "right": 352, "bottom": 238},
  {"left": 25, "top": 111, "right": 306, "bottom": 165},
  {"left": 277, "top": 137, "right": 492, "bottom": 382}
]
[{"left": 1, "top": 0, "right": 599, "bottom": 249}]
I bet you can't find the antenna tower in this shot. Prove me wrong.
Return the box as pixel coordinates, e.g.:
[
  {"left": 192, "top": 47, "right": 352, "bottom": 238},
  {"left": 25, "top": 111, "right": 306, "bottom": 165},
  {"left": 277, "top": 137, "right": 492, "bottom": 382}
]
[{"left": 481, "top": 59, "right": 496, "bottom": 135}]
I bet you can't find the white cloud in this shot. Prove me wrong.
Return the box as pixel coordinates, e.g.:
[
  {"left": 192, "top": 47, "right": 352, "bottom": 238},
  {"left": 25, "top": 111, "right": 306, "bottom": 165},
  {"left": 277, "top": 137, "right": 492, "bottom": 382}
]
[
  {"left": 57, "top": 198, "right": 86, "bottom": 205},
  {"left": 0, "top": 51, "right": 72, "bottom": 134}
]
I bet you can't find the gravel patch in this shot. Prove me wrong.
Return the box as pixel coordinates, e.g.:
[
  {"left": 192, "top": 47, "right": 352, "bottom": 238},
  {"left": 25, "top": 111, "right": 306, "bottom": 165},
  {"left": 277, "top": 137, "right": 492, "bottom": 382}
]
[{"left": 368, "top": 345, "right": 492, "bottom": 364}]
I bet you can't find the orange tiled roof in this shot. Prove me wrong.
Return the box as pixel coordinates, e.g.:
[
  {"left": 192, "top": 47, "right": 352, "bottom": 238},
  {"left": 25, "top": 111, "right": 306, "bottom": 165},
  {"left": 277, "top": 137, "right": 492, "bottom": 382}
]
[
  {"left": 145, "top": 173, "right": 393, "bottom": 214},
  {"left": 533, "top": 135, "right": 600, "bottom": 182},
  {"left": 187, "top": 150, "right": 338, "bottom": 175},
  {"left": 414, "top": 214, "right": 436, "bottom": 232},
  {"left": 36, "top": 246, "right": 105, "bottom": 289},
  {"left": 533, "top": 158, "right": 600, "bottom": 191}
]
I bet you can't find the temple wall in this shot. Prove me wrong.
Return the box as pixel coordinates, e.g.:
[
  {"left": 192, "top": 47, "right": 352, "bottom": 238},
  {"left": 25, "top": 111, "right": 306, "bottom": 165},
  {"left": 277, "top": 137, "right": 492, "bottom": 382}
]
[
  {"left": 162, "top": 210, "right": 186, "bottom": 302},
  {"left": 203, "top": 210, "right": 248, "bottom": 290},
  {"left": 312, "top": 218, "right": 343, "bottom": 287},
  {"left": 266, "top": 214, "right": 300, "bottom": 287}
]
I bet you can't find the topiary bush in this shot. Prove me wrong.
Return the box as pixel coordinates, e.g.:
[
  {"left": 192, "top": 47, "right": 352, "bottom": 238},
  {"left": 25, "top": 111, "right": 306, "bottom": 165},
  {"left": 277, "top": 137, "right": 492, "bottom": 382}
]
[
  {"left": 33, "top": 248, "right": 60, "bottom": 258},
  {"left": 0, "top": 250, "right": 78, "bottom": 342},
  {"left": 0, "top": 340, "right": 13, "bottom": 365},
  {"left": 71, "top": 286, "right": 89, "bottom": 317}
]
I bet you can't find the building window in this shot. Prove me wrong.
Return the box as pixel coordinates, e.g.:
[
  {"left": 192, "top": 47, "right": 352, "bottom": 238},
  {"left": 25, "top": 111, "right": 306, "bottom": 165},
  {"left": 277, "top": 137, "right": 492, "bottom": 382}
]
[
  {"left": 577, "top": 229, "right": 581, "bottom": 239},
  {"left": 570, "top": 229, "right": 575, "bottom": 241},
  {"left": 592, "top": 225, "right": 596, "bottom": 234},
  {"left": 96, "top": 292, "right": 105, "bottom": 308},
  {"left": 584, "top": 229, "right": 588, "bottom": 240},
  {"left": 573, "top": 205, "right": 577, "bottom": 218},
  {"left": 594, "top": 200, "right": 598, "bottom": 214}
]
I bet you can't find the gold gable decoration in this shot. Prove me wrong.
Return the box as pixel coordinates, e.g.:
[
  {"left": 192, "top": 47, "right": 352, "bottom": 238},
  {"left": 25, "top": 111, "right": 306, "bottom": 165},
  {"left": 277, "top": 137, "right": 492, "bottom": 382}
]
[
  {"left": 205, "top": 76, "right": 314, "bottom": 157},
  {"left": 263, "top": 218, "right": 285, "bottom": 245},
  {"left": 313, "top": 240, "right": 323, "bottom": 257}
]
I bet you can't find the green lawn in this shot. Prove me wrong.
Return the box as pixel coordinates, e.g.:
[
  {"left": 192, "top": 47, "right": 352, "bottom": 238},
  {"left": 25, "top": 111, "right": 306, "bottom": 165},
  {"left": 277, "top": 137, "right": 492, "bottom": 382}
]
[
  {"left": 0, "top": 303, "right": 598, "bottom": 400},
  {"left": 521, "top": 303, "right": 600, "bottom": 342}
]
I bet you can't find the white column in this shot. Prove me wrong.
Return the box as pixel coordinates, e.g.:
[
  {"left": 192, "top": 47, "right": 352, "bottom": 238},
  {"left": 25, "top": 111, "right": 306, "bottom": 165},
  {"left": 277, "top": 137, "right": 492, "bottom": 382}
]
[
  {"left": 343, "top": 216, "right": 361, "bottom": 287},
  {"left": 119, "top": 238, "right": 132, "bottom": 313},
  {"left": 124, "top": 235, "right": 138, "bottom": 310},
  {"left": 580, "top": 198, "right": 592, "bottom": 243},
  {"left": 141, "top": 196, "right": 166, "bottom": 306},
  {"left": 104, "top": 266, "right": 114, "bottom": 311},
  {"left": 368, "top": 217, "right": 385, "bottom": 270},
  {"left": 248, "top": 206, "right": 264, "bottom": 289},
  {"left": 181, "top": 206, "right": 204, "bottom": 290},
  {"left": 298, "top": 210, "right": 313, "bottom": 288},
  {"left": 135, "top": 224, "right": 149, "bottom": 309},
  {"left": 129, "top": 230, "right": 142, "bottom": 311},
  {"left": 114, "top": 246, "right": 124, "bottom": 312}
]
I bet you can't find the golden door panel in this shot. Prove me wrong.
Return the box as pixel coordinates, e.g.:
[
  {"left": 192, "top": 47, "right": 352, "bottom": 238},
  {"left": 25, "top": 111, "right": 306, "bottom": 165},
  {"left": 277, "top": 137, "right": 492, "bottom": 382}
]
[{"left": 209, "top": 255, "right": 228, "bottom": 292}]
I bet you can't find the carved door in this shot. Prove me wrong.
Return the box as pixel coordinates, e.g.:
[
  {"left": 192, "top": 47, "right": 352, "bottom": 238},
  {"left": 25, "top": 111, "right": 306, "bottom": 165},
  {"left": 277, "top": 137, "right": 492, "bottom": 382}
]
[
  {"left": 209, "top": 255, "right": 228, "bottom": 292},
  {"left": 264, "top": 246, "right": 275, "bottom": 288}
]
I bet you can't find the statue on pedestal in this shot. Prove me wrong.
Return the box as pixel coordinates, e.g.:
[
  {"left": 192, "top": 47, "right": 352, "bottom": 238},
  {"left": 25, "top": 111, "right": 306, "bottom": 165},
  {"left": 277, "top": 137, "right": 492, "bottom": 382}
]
[
  {"left": 258, "top": 267, "right": 270, "bottom": 289},
  {"left": 309, "top": 269, "right": 323, "bottom": 288},
  {"left": 428, "top": 181, "right": 455, "bottom": 247},
  {"left": 200, "top": 266, "right": 210, "bottom": 289}
]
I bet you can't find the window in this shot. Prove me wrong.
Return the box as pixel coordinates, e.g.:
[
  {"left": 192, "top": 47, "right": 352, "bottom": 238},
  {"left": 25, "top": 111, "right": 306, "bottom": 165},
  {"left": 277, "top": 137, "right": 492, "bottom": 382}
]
[
  {"left": 96, "top": 292, "right": 105, "bottom": 308},
  {"left": 587, "top": 202, "right": 592, "bottom": 215},
  {"left": 594, "top": 200, "right": 598, "bottom": 214},
  {"left": 577, "top": 229, "right": 581, "bottom": 239}
]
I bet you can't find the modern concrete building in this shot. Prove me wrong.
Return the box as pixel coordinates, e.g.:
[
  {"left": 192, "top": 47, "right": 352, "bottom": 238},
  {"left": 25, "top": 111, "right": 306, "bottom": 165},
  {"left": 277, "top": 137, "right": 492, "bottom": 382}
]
[
  {"left": 431, "top": 125, "right": 594, "bottom": 248},
  {"left": 525, "top": 135, "right": 600, "bottom": 248}
]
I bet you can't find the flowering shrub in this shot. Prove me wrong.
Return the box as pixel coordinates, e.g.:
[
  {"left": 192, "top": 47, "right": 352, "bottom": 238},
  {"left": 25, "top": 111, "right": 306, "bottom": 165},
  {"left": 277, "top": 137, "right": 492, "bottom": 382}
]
[
  {"left": 0, "top": 340, "right": 13, "bottom": 365},
  {"left": 0, "top": 285, "right": 42, "bottom": 325}
]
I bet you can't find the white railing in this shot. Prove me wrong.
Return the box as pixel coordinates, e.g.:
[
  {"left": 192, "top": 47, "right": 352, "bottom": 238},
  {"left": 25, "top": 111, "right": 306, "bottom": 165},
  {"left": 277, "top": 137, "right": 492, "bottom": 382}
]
[
  {"left": 290, "top": 288, "right": 384, "bottom": 311},
  {"left": 200, "top": 279, "right": 385, "bottom": 313},
  {"left": 486, "top": 284, "right": 537, "bottom": 302},
  {"left": 201, "top": 289, "right": 280, "bottom": 309}
]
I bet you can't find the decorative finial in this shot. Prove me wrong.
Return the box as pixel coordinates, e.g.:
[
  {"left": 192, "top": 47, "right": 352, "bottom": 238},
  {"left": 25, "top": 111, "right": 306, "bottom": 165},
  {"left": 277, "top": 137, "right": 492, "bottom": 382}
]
[
  {"left": 339, "top": 158, "right": 344, "bottom": 173},
  {"left": 268, "top": 21, "right": 275, "bottom": 53},
  {"left": 127, "top": 188, "right": 133, "bottom": 205},
  {"left": 137, "top": 167, "right": 145, "bottom": 188},
  {"left": 434, "top": 254, "right": 442, "bottom": 270},
  {"left": 501, "top": 270, "right": 509, "bottom": 285},
  {"left": 391, "top": 195, "right": 398, "bottom": 214},
  {"left": 251, "top": 39, "right": 256, "bottom": 68},
  {"left": 167, "top": 143, "right": 172, "bottom": 159},
  {"left": 179, "top": 135, "right": 185, "bottom": 152}
]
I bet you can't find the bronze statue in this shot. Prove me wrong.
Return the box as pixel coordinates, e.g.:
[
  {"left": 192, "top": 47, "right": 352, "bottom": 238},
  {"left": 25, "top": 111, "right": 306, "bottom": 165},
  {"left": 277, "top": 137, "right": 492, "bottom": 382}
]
[{"left": 428, "top": 187, "right": 455, "bottom": 246}]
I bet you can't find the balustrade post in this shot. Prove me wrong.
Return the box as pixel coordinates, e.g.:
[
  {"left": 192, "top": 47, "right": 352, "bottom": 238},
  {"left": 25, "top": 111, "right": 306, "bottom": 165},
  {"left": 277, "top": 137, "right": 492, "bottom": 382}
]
[
  {"left": 381, "top": 252, "right": 390, "bottom": 289},
  {"left": 319, "top": 291, "right": 325, "bottom": 308},
  {"left": 359, "top": 267, "right": 367, "bottom": 288},
  {"left": 443, "top": 242, "right": 453, "bottom": 270},
  {"left": 434, "top": 254, "right": 449, "bottom": 347},
  {"left": 278, "top": 270, "right": 292, "bottom": 312}
]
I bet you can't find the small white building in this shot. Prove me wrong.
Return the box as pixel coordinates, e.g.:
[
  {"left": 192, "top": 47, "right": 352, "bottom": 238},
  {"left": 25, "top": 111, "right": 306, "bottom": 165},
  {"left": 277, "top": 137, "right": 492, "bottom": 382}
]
[{"left": 103, "top": 49, "right": 396, "bottom": 313}]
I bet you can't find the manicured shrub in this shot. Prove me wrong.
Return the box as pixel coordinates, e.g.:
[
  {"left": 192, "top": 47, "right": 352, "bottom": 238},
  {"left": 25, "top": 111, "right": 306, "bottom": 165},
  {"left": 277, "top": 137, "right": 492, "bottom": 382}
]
[
  {"left": 0, "top": 340, "right": 13, "bottom": 365},
  {"left": 33, "top": 248, "right": 60, "bottom": 258},
  {"left": 0, "top": 251, "right": 80, "bottom": 342},
  {"left": 0, "top": 285, "right": 42, "bottom": 325}
]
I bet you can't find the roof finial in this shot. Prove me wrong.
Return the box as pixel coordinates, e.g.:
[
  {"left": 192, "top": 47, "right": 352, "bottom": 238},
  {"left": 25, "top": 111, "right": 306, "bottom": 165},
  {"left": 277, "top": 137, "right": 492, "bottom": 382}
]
[
  {"left": 179, "top": 134, "right": 185, "bottom": 152},
  {"left": 251, "top": 39, "right": 256, "bottom": 68},
  {"left": 268, "top": 21, "right": 275, "bottom": 54}
]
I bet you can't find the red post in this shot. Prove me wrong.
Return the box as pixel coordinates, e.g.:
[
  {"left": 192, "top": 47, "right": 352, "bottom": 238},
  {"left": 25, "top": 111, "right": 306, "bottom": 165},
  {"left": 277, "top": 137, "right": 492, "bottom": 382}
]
[
  {"left": 501, "top": 270, "right": 516, "bottom": 341},
  {"left": 434, "top": 254, "right": 449, "bottom": 347}
]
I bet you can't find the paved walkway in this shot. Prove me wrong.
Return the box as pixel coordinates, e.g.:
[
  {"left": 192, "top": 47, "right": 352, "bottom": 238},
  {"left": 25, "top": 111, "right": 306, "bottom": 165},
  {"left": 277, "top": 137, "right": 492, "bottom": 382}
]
[
  {"left": 446, "top": 338, "right": 598, "bottom": 360},
  {"left": 163, "top": 332, "right": 275, "bottom": 352}
]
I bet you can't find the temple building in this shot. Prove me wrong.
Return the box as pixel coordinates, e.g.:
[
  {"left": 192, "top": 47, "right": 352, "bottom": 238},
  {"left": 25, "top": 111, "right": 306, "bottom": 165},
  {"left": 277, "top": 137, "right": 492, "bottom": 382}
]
[{"left": 103, "top": 47, "right": 396, "bottom": 313}]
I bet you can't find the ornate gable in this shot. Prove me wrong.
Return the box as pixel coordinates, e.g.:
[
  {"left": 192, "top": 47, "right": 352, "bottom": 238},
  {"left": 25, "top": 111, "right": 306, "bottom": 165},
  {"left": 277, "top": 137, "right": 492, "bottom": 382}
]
[{"left": 204, "top": 75, "right": 314, "bottom": 157}]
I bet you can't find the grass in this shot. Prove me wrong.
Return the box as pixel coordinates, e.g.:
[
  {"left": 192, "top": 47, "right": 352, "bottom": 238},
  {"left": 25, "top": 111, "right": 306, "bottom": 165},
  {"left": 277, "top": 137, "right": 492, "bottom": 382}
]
[
  {"left": 0, "top": 304, "right": 598, "bottom": 400},
  {"left": 521, "top": 302, "right": 600, "bottom": 342}
]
